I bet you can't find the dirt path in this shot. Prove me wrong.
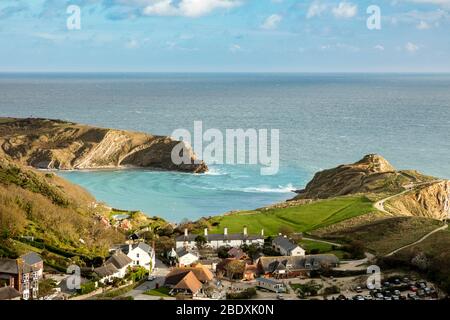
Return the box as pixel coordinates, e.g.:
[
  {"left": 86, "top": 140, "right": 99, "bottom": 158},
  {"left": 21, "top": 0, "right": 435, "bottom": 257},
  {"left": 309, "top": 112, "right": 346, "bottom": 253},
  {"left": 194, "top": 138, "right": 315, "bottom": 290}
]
[
  {"left": 373, "top": 179, "right": 448, "bottom": 257},
  {"left": 302, "top": 236, "right": 342, "bottom": 247},
  {"left": 385, "top": 224, "right": 448, "bottom": 257}
]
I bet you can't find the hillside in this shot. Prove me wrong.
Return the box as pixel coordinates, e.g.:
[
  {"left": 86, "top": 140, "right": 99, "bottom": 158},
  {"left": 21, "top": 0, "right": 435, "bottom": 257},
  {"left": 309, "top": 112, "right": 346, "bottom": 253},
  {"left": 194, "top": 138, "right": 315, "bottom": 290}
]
[
  {"left": 0, "top": 155, "right": 125, "bottom": 259},
  {"left": 293, "top": 154, "right": 436, "bottom": 200},
  {"left": 0, "top": 117, "right": 207, "bottom": 173}
]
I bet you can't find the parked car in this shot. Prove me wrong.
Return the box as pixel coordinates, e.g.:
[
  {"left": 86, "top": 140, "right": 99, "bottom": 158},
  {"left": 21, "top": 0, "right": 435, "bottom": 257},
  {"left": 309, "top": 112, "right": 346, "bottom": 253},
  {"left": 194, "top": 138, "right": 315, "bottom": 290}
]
[
  {"left": 394, "top": 290, "right": 401, "bottom": 296},
  {"left": 353, "top": 295, "right": 365, "bottom": 301},
  {"left": 392, "top": 295, "right": 400, "bottom": 301},
  {"left": 376, "top": 292, "right": 384, "bottom": 300},
  {"left": 364, "top": 295, "right": 373, "bottom": 300},
  {"left": 410, "top": 285, "right": 418, "bottom": 292},
  {"left": 383, "top": 282, "right": 391, "bottom": 288},
  {"left": 276, "top": 294, "right": 284, "bottom": 300},
  {"left": 417, "top": 289, "right": 425, "bottom": 297},
  {"left": 355, "top": 286, "right": 363, "bottom": 293},
  {"left": 384, "top": 296, "right": 392, "bottom": 301},
  {"left": 148, "top": 275, "right": 156, "bottom": 281}
]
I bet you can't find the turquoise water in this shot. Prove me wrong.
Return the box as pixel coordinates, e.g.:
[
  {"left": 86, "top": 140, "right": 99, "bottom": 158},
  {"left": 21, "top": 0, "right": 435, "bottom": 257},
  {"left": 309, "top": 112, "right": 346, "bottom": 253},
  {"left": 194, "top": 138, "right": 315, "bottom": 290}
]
[{"left": 1, "top": 73, "right": 450, "bottom": 221}]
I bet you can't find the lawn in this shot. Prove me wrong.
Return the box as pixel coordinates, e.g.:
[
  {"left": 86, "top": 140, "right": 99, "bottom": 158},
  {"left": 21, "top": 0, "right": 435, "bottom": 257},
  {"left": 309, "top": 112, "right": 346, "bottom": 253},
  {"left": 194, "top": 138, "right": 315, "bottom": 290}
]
[
  {"left": 144, "top": 287, "right": 171, "bottom": 297},
  {"left": 208, "top": 196, "right": 375, "bottom": 236}
]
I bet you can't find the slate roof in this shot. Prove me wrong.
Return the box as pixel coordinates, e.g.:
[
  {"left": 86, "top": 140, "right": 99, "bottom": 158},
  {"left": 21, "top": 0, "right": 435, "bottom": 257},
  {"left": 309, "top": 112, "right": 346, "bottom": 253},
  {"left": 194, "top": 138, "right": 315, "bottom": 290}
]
[
  {"left": 227, "top": 248, "right": 247, "bottom": 260},
  {"left": 106, "top": 251, "right": 132, "bottom": 269},
  {"left": 20, "top": 252, "right": 43, "bottom": 266},
  {"left": 120, "top": 242, "right": 152, "bottom": 255},
  {"left": 0, "top": 258, "right": 38, "bottom": 275},
  {"left": 258, "top": 254, "right": 339, "bottom": 273},
  {"left": 0, "top": 259, "right": 19, "bottom": 274},
  {"left": 176, "top": 233, "right": 263, "bottom": 242},
  {"left": 176, "top": 247, "right": 199, "bottom": 258},
  {"left": 272, "top": 236, "right": 299, "bottom": 253},
  {"left": 0, "top": 286, "right": 21, "bottom": 300}
]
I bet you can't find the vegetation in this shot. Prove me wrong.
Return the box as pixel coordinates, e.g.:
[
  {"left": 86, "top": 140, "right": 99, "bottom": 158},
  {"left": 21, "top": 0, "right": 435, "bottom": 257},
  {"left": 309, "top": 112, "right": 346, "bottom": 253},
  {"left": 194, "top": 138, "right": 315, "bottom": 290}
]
[
  {"left": 291, "top": 281, "right": 323, "bottom": 298},
  {"left": 313, "top": 216, "right": 443, "bottom": 256},
  {"left": 380, "top": 229, "right": 450, "bottom": 293},
  {"left": 208, "top": 196, "right": 375, "bottom": 235},
  {"left": 0, "top": 157, "right": 125, "bottom": 260},
  {"left": 226, "top": 287, "right": 257, "bottom": 300},
  {"left": 144, "top": 287, "right": 171, "bottom": 297}
]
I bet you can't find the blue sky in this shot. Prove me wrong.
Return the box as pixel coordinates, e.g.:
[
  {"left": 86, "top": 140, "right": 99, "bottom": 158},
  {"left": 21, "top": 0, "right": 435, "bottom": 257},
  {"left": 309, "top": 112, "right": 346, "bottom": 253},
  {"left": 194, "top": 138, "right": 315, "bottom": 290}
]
[{"left": 1, "top": 0, "right": 450, "bottom": 72}]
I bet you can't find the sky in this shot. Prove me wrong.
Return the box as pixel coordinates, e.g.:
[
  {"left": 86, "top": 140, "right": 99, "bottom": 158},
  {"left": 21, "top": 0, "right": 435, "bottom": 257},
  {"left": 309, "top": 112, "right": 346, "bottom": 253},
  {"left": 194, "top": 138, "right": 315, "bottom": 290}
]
[{"left": 1, "top": 0, "right": 450, "bottom": 72}]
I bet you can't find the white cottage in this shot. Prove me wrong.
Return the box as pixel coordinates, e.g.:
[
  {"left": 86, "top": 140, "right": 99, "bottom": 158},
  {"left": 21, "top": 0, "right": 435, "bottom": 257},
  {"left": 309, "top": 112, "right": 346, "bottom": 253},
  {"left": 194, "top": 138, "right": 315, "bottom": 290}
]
[
  {"left": 119, "top": 242, "right": 156, "bottom": 272},
  {"left": 176, "top": 227, "right": 265, "bottom": 250},
  {"left": 272, "top": 235, "right": 305, "bottom": 256}
]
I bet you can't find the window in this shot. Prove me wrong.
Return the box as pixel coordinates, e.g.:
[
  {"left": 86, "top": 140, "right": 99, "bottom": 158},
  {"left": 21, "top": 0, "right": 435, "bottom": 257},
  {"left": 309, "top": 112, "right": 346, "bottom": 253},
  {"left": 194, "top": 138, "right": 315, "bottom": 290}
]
[
  {"left": 136, "top": 253, "right": 139, "bottom": 258},
  {"left": 23, "top": 291, "right": 29, "bottom": 300},
  {"left": 23, "top": 273, "right": 29, "bottom": 282},
  {"left": 23, "top": 282, "right": 30, "bottom": 291}
]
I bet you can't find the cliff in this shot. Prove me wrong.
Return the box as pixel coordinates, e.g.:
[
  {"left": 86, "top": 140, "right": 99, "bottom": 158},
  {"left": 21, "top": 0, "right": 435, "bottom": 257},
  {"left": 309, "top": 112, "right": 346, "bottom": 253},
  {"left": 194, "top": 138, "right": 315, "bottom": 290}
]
[
  {"left": 294, "top": 154, "right": 435, "bottom": 199},
  {"left": 0, "top": 118, "right": 207, "bottom": 173},
  {"left": 385, "top": 180, "right": 450, "bottom": 220},
  {"left": 293, "top": 154, "right": 449, "bottom": 221}
]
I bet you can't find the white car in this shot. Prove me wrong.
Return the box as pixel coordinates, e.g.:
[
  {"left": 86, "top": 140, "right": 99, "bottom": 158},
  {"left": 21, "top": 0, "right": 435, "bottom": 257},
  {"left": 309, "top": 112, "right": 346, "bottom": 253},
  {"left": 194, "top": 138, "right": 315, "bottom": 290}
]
[{"left": 148, "top": 275, "right": 156, "bottom": 281}]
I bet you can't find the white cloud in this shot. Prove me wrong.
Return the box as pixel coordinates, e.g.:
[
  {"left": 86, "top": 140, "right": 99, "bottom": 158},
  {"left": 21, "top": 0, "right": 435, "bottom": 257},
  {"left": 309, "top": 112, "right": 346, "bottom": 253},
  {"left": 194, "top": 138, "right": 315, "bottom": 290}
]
[
  {"left": 405, "top": 42, "right": 420, "bottom": 52},
  {"left": 407, "top": 0, "right": 450, "bottom": 7},
  {"left": 416, "top": 20, "right": 431, "bottom": 29},
  {"left": 142, "top": 0, "right": 241, "bottom": 18},
  {"left": 261, "top": 14, "right": 283, "bottom": 30},
  {"left": 332, "top": 2, "right": 357, "bottom": 18},
  {"left": 374, "top": 44, "right": 385, "bottom": 51},
  {"left": 307, "top": 1, "right": 327, "bottom": 18}
]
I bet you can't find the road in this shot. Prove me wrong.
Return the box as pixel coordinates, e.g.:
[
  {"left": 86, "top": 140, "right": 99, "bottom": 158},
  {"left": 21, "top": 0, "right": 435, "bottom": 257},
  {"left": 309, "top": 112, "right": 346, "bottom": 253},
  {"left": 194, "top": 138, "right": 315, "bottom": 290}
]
[
  {"left": 124, "top": 258, "right": 174, "bottom": 300},
  {"left": 302, "top": 237, "right": 342, "bottom": 247}
]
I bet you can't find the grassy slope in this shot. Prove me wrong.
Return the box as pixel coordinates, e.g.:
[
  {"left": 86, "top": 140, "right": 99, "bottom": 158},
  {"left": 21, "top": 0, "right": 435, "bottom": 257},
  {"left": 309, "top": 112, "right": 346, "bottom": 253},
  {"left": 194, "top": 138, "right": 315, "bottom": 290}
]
[
  {"left": 208, "top": 196, "right": 376, "bottom": 236},
  {"left": 312, "top": 216, "right": 443, "bottom": 255},
  {"left": 0, "top": 157, "right": 125, "bottom": 259}
]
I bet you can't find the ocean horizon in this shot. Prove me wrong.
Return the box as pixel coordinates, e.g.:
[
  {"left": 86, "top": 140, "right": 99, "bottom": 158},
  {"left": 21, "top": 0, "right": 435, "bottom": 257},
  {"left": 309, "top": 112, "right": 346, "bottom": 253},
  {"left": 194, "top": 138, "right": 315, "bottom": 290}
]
[{"left": 1, "top": 73, "right": 450, "bottom": 222}]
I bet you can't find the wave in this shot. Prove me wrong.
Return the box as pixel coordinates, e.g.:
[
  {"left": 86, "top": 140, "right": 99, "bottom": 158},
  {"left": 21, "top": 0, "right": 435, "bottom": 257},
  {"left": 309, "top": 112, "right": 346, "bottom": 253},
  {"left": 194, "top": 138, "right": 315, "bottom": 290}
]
[{"left": 199, "top": 183, "right": 296, "bottom": 194}]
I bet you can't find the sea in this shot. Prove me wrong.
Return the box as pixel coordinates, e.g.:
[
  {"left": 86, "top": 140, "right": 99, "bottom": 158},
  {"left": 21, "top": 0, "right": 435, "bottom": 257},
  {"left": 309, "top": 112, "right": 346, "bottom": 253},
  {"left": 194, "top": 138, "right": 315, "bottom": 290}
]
[{"left": 1, "top": 73, "right": 449, "bottom": 222}]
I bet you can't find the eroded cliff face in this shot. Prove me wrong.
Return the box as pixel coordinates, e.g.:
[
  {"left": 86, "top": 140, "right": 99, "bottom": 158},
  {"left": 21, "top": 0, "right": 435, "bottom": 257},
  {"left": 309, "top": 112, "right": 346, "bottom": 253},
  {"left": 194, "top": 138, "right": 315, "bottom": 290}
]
[
  {"left": 386, "top": 180, "right": 450, "bottom": 221},
  {"left": 294, "top": 154, "right": 435, "bottom": 200},
  {"left": 0, "top": 118, "right": 207, "bottom": 173}
]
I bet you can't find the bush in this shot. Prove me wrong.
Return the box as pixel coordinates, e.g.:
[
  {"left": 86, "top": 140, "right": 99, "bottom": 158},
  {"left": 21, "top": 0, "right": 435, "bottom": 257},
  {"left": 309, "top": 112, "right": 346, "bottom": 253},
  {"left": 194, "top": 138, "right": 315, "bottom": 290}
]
[
  {"left": 78, "top": 281, "right": 97, "bottom": 295},
  {"left": 226, "top": 287, "right": 257, "bottom": 300},
  {"left": 324, "top": 285, "right": 340, "bottom": 295}
]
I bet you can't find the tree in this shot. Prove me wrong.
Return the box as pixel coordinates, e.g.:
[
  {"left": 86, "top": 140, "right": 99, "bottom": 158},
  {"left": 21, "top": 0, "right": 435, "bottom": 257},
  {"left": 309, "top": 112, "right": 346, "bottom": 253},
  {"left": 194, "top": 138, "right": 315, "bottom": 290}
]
[
  {"left": 278, "top": 225, "right": 294, "bottom": 237},
  {"left": 195, "top": 235, "right": 207, "bottom": 249},
  {"left": 225, "top": 260, "right": 245, "bottom": 280}
]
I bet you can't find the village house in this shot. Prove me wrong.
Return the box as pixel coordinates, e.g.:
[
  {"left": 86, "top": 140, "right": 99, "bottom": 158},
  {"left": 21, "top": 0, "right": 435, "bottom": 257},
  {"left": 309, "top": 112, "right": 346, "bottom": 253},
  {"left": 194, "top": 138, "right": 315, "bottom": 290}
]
[
  {"left": 0, "top": 257, "right": 40, "bottom": 300},
  {"left": 20, "top": 252, "right": 44, "bottom": 279},
  {"left": 227, "top": 247, "right": 249, "bottom": 260},
  {"left": 117, "top": 242, "right": 156, "bottom": 272},
  {"left": 173, "top": 248, "right": 200, "bottom": 267},
  {"left": 164, "top": 263, "right": 214, "bottom": 297},
  {"left": 176, "top": 227, "right": 265, "bottom": 250},
  {"left": 272, "top": 235, "right": 305, "bottom": 256},
  {"left": 0, "top": 286, "right": 21, "bottom": 300},
  {"left": 94, "top": 251, "right": 133, "bottom": 284},
  {"left": 216, "top": 258, "right": 258, "bottom": 281},
  {"left": 257, "top": 254, "right": 339, "bottom": 278}
]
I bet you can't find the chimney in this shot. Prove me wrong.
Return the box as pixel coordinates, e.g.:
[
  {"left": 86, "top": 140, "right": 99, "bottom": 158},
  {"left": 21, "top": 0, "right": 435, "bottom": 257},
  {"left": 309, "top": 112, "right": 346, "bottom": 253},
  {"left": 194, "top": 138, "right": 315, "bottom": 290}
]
[
  {"left": 184, "top": 228, "right": 188, "bottom": 237},
  {"left": 224, "top": 227, "right": 228, "bottom": 236},
  {"left": 261, "top": 229, "right": 264, "bottom": 237},
  {"left": 204, "top": 228, "right": 208, "bottom": 237},
  {"left": 243, "top": 226, "right": 248, "bottom": 237}
]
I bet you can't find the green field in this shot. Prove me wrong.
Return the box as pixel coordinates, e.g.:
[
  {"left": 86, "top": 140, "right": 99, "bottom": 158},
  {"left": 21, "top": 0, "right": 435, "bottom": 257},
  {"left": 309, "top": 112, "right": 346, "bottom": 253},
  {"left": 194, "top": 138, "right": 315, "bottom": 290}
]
[
  {"left": 208, "top": 196, "right": 375, "bottom": 236},
  {"left": 144, "top": 287, "right": 171, "bottom": 297}
]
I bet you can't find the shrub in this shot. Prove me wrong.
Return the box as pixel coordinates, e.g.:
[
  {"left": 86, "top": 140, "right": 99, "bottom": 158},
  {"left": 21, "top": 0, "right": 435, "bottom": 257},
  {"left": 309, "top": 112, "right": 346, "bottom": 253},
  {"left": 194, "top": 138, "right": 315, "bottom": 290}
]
[
  {"left": 78, "top": 281, "right": 97, "bottom": 295},
  {"left": 226, "top": 287, "right": 257, "bottom": 300}
]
